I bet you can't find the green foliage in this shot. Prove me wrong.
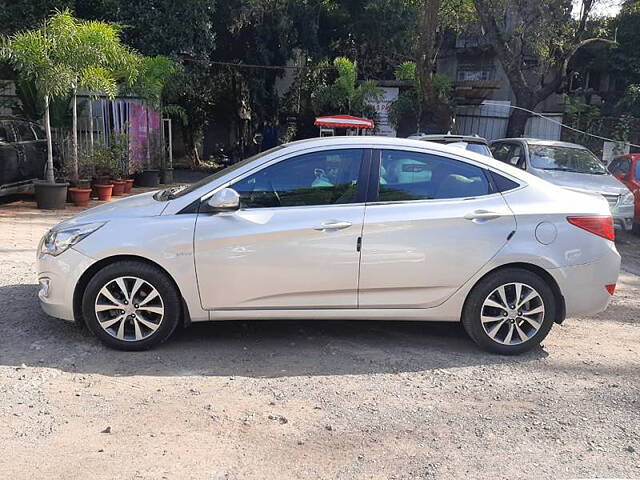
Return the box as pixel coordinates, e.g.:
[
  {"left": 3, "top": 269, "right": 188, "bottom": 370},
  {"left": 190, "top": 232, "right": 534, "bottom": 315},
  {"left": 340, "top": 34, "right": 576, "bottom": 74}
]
[
  {"left": 85, "top": 133, "right": 129, "bottom": 178},
  {"left": 312, "top": 57, "right": 382, "bottom": 116}
]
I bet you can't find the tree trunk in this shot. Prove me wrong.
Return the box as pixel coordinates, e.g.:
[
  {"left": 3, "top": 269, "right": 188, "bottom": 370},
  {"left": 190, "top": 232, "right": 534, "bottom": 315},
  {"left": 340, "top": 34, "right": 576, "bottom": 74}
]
[
  {"left": 89, "top": 99, "right": 94, "bottom": 155},
  {"left": 506, "top": 108, "right": 530, "bottom": 138},
  {"left": 415, "top": 0, "right": 442, "bottom": 132},
  {"left": 71, "top": 88, "right": 79, "bottom": 182},
  {"left": 181, "top": 123, "right": 200, "bottom": 168},
  {"left": 43, "top": 95, "right": 55, "bottom": 183}
]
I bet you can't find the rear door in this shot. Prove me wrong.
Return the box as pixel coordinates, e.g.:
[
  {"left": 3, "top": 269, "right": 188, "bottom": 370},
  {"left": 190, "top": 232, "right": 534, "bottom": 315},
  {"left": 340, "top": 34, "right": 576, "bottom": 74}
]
[{"left": 359, "top": 148, "right": 516, "bottom": 309}]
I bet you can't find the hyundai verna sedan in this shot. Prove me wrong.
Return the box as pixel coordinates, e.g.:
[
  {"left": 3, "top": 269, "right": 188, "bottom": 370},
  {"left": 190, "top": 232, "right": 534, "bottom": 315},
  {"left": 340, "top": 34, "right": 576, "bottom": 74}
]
[{"left": 37, "top": 137, "right": 620, "bottom": 354}]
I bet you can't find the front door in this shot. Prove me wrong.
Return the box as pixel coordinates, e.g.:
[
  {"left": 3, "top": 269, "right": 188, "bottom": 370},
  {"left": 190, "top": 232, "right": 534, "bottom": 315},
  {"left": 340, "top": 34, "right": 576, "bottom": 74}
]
[
  {"left": 194, "top": 148, "right": 368, "bottom": 310},
  {"left": 359, "top": 149, "right": 517, "bottom": 308}
]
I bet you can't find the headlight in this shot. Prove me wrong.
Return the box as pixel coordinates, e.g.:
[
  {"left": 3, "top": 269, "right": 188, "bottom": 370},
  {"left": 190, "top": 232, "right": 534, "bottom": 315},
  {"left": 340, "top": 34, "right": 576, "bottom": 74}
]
[
  {"left": 620, "top": 190, "right": 635, "bottom": 206},
  {"left": 40, "top": 222, "right": 106, "bottom": 256}
]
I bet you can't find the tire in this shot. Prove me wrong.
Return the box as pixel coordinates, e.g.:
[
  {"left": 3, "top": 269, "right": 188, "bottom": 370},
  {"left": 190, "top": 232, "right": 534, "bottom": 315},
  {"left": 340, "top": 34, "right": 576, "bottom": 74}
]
[
  {"left": 82, "top": 261, "right": 181, "bottom": 351},
  {"left": 462, "top": 268, "right": 556, "bottom": 355}
]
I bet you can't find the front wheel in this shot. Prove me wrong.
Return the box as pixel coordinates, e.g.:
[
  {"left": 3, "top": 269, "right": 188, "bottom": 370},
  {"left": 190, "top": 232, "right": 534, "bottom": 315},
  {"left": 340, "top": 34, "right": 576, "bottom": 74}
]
[
  {"left": 462, "top": 268, "right": 556, "bottom": 355},
  {"left": 82, "top": 261, "right": 181, "bottom": 351}
]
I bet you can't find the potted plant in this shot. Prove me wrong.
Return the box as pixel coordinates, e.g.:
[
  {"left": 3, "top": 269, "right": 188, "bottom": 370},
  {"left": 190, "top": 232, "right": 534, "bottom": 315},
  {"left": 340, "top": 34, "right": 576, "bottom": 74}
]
[
  {"left": 90, "top": 142, "right": 115, "bottom": 201},
  {"left": 68, "top": 153, "right": 93, "bottom": 206}
]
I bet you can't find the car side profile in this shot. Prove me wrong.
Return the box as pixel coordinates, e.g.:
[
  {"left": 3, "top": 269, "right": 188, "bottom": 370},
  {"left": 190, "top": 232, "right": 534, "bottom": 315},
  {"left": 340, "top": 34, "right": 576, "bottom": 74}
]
[
  {"left": 37, "top": 137, "right": 620, "bottom": 354},
  {"left": 0, "top": 116, "right": 54, "bottom": 197},
  {"left": 490, "top": 138, "right": 634, "bottom": 231}
]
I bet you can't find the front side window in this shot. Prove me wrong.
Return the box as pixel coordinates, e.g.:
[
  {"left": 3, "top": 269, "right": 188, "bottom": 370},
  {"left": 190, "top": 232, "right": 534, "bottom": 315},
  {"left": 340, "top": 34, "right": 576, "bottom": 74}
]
[
  {"left": 608, "top": 157, "right": 631, "bottom": 176},
  {"left": 231, "top": 149, "right": 363, "bottom": 208},
  {"left": 378, "top": 150, "right": 490, "bottom": 201},
  {"left": 635, "top": 161, "right": 640, "bottom": 181},
  {"left": 529, "top": 145, "right": 606, "bottom": 174}
]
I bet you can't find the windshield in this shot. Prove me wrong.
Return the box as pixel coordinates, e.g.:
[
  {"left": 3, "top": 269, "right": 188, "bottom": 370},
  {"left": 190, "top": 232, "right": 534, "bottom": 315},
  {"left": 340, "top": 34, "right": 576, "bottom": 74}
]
[
  {"left": 529, "top": 145, "right": 606, "bottom": 174},
  {"left": 155, "top": 145, "right": 285, "bottom": 200}
]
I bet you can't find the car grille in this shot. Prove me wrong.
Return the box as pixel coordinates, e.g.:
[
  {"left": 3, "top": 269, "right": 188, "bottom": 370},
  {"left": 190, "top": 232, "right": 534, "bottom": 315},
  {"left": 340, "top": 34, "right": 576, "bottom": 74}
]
[{"left": 602, "top": 194, "right": 620, "bottom": 209}]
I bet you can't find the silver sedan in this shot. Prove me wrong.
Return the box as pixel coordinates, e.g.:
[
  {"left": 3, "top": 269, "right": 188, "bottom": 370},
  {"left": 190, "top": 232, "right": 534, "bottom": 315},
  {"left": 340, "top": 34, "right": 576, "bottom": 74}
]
[{"left": 37, "top": 137, "right": 620, "bottom": 354}]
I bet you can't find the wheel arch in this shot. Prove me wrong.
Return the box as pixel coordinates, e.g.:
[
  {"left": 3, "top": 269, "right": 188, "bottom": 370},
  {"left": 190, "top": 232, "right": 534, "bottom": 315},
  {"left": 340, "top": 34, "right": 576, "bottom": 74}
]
[
  {"left": 466, "top": 262, "right": 566, "bottom": 324},
  {"left": 73, "top": 254, "right": 192, "bottom": 327}
]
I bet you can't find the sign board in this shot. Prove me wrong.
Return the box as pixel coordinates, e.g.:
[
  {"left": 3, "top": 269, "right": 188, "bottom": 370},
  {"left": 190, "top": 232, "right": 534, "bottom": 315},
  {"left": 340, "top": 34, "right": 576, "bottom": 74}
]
[{"left": 370, "top": 87, "right": 399, "bottom": 137}]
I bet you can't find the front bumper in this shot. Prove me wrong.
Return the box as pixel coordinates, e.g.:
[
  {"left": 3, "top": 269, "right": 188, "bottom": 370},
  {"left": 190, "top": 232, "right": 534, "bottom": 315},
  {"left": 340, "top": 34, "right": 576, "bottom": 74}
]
[
  {"left": 612, "top": 203, "right": 634, "bottom": 231},
  {"left": 550, "top": 241, "right": 621, "bottom": 318},
  {"left": 37, "top": 247, "right": 95, "bottom": 322}
]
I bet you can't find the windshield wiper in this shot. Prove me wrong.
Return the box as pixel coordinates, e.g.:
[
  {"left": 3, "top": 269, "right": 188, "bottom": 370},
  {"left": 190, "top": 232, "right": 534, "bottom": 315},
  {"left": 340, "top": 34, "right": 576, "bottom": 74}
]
[{"left": 539, "top": 167, "right": 581, "bottom": 173}]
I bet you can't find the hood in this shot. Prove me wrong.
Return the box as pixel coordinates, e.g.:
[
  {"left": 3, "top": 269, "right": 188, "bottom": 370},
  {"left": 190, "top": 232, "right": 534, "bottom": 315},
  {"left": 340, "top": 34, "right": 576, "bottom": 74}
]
[
  {"left": 55, "top": 191, "right": 167, "bottom": 229},
  {"left": 533, "top": 169, "right": 630, "bottom": 196}
]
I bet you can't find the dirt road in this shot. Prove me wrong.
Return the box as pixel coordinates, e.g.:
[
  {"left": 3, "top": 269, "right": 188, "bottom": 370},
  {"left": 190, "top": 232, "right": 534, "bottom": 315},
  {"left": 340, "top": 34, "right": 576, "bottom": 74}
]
[{"left": 0, "top": 201, "right": 638, "bottom": 479}]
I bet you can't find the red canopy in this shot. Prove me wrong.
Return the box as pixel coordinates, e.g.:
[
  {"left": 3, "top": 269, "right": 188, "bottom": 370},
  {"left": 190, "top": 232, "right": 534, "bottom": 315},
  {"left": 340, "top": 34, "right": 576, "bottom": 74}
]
[{"left": 314, "top": 115, "right": 375, "bottom": 129}]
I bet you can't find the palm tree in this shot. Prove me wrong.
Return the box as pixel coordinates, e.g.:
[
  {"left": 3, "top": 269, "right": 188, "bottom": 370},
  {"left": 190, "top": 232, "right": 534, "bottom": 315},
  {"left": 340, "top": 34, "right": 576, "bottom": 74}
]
[
  {"left": 51, "top": 11, "right": 139, "bottom": 181},
  {"left": 1, "top": 16, "right": 76, "bottom": 183}
]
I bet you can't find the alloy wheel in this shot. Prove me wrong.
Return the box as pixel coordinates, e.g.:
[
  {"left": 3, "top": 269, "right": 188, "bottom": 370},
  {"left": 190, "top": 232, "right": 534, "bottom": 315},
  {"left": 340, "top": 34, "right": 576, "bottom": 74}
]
[
  {"left": 94, "top": 276, "right": 164, "bottom": 342},
  {"left": 480, "top": 282, "right": 545, "bottom": 345}
]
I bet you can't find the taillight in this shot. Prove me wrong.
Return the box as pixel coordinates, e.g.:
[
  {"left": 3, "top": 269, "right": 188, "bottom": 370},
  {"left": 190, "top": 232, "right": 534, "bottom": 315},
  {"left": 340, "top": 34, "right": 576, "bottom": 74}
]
[
  {"left": 605, "top": 284, "right": 616, "bottom": 295},
  {"left": 567, "top": 216, "right": 615, "bottom": 241}
]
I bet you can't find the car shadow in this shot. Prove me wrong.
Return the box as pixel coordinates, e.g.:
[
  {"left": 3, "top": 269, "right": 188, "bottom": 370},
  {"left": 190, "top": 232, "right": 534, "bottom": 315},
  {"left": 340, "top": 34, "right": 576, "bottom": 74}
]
[{"left": 0, "top": 283, "right": 549, "bottom": 378}]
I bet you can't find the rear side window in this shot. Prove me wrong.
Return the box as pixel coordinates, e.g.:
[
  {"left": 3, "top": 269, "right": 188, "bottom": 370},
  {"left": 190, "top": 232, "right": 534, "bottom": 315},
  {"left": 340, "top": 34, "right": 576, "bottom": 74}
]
[
  {"left": 491, "top": 143, "right": 511, "bottom": 161},
  {"left": 378, "top": 150, "right": 490, "bottom": 201},
  {"left": 13, "top": 122, "right": 36, "bottom": 141},
  {"left": 31, "top": 124, "right": 46, "bottom": 140},
  {"left": 490, "top": 171, "right": 520, "bottom": 192}
]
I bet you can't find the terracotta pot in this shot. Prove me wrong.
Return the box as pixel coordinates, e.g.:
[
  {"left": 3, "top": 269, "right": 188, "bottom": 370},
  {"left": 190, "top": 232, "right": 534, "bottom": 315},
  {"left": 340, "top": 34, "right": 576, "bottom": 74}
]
[
  {"left": 68, "top": 187, "right": 92, "bottom": 207},
  {"left": 112, "top": 180, "right": 126, "bottom": 196},
  {"left": 123, "top": 178, "right": 135, "bottom": 193},
  {"left": 95, "top": 184, "right": 114, "bottom": 202}
]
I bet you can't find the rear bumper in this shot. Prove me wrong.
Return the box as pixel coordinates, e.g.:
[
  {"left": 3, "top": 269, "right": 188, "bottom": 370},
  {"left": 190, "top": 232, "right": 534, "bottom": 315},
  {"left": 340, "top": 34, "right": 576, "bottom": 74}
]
[{"left": 550, "top": 243, "right": 621, "bottom": 318}]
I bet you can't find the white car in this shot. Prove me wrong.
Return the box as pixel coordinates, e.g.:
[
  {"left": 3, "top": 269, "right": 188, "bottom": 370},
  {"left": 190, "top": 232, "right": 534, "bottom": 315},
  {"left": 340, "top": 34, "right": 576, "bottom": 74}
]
[{"left": 37, "top": 136, "right": 620, "bottom": 354}]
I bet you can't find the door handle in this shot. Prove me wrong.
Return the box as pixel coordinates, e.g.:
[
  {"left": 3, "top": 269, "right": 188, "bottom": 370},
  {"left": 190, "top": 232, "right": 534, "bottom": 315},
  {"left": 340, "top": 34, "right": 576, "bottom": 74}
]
[
  {"left": 464, "top": 210, "right": 501, "bottom": 222},
  {"left": 313, "top": 220, "right": 352, "bottom": 231}
]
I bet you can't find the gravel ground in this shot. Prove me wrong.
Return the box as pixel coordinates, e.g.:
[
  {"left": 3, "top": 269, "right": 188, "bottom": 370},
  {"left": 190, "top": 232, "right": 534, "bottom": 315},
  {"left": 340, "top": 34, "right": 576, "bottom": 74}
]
[{"left": 0, "top": 197, "right": 638, "bottom": 480}]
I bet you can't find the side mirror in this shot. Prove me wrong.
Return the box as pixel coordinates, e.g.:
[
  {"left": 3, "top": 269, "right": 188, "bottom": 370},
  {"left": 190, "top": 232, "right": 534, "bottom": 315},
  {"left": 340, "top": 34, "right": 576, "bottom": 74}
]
[{"left": 206, "top": 188, "right": 240, "bottom": 213}]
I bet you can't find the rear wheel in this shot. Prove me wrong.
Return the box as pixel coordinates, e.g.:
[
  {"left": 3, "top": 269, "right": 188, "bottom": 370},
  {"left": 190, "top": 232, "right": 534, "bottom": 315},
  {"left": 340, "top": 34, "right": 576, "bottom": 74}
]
[
  {"left": 462, "top": 268, "right": 556, "bottom": 355},
  {"left": 82, "top": 261, "right": 181, "bottom": 351}
]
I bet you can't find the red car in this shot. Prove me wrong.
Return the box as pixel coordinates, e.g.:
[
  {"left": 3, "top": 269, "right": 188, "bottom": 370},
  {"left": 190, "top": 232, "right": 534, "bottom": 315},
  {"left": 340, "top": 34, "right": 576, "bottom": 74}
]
[{"left": 608, "top": 154, "right": 640, "bottom": 232}]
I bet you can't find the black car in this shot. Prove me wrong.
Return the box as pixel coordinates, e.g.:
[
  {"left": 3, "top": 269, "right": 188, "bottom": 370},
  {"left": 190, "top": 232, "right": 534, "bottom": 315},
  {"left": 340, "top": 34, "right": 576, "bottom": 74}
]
[{"left": 0, "top": 116, "right": 56, "bottom": 197}]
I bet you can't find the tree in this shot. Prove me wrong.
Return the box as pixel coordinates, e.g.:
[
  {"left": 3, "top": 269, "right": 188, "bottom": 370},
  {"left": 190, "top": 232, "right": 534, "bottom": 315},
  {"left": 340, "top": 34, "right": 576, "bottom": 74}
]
[
  {"left": 413, "top": 0, "right": 475, "bottom": 131},
  {"left": 312, "top": 57, "right": 382, "bottom": 117},
  {"left": 52, "top": 10, "right": 138, "bottom": 181},
  {"left": 1, "top": 14, "right": 76, "bottom": 183},
  {"left": 472, "top": 0, "right": 617, "bottom": 137}
]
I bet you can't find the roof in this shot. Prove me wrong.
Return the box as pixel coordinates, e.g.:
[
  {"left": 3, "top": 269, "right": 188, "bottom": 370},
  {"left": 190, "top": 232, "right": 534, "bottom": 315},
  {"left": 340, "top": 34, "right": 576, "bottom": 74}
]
[
  {"left": 491, "top": 138, "right": 589, "bottom": 149},
  {"left": 314, "top": 115, "right": 375, "bottom": 129}
]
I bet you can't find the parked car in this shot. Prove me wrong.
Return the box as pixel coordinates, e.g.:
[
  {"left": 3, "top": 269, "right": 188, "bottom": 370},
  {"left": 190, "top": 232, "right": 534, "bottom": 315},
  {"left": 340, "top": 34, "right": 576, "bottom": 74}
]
[
  {"left": 0, "top": 116, "right": 57, "bottom": 197},
  {"left": 490, "top": 138, "right": 635, "bottom": 231},
  {"left": 408, "top": 133, "right": 493, "bottom": 157},
  {"left": 37, "top": 136, "right": 620, "bottom": 354},
  {"left": 607, "top": 153, "right": 640, "bottom": 233}
]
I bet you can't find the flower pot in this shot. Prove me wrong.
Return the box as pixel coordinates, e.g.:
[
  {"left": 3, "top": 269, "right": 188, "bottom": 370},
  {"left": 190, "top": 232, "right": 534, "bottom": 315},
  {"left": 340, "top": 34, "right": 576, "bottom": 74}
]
[
  {"left": 95, "top": 184, "right": 114, "bottom": 202},
  {"left": 68, "top": 187, "right": 92, "bottom": 207},
  {"left": 136, "top": 169, "right": 160, "bottom": 188},
  {"left": 160, "top": 168, "right": 174, "bottom": 185},
  {"left": 67, "top": 179, "right": 91, "bottom": 203},
  {"left": 112, "top": 180, "right": 126, "bottom": 196},
  {"left": 34, "top": 180, "right": 68, "bottom": 210},
  {"left": 123, "top": 179, "right": 135, "bottom": 193}
]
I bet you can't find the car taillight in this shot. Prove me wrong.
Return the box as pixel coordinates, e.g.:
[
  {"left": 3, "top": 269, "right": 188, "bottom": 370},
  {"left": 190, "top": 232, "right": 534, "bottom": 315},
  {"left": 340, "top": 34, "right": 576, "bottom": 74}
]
[
  {"left": 567, "top": 216, "right": 615, "bottom": 241},
  {"left": 605, "top": 284, "right": 616, "bottom": 295}
]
